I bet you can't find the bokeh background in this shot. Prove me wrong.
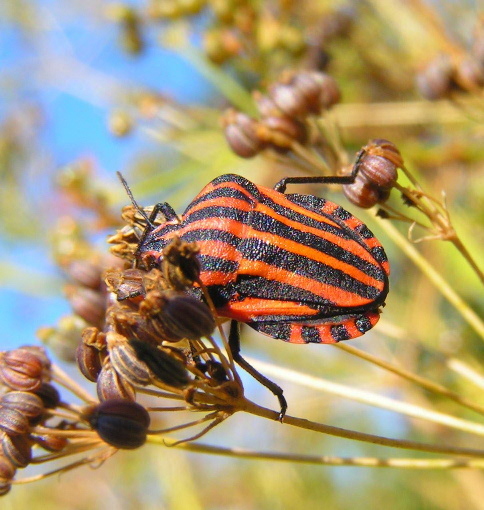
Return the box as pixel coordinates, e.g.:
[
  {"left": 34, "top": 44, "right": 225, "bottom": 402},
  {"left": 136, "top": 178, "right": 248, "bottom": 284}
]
[{"left": 1, "top": 1, "right": 483, "bottom": 509}]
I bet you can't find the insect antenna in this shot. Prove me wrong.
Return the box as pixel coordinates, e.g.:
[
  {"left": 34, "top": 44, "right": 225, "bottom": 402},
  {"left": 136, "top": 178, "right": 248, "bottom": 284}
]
[{"left": 117, "top": 171, "right": 155, "bottom": 228}]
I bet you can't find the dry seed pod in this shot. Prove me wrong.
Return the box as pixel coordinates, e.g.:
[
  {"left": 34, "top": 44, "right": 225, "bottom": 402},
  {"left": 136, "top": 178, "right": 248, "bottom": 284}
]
[
  {"left": 454, "top": 56, "right": 484, "bottom": 90},
  {"left": 32, "top": 383, "right": 60, "bottom": 409},
  {"left": 161, "top": 237, "right": 201, "bottom": 289},
  {"left": 1, "top": 433, "right": 32, "bottom": 468},
  {"left": 0, "top": 348, "right": 45, "bottom": 392},
  {"left": 0, "top": 454, "right": 15, "bottom": 484},
  {"left": 1, "top": 392, "right": 44, "bottom": 421},
  {"left": 85, "top": 400, "right": 150, "bottom": 449},
  {"left": 343, "top": 178, "right": 381, "bottom": 209},
  {"left": 258, "top": 116, "right": 308, "bottom": 148},
  {"left": 314, "top": 72, "right": 341, "bottom": 109},
  {"left": 129, "top": 339, "right": 190, "bottom": 389},
  {"left": 0, "top": 407, "right": 30, "bottom": 436},
  {"left": 354, "top": 139, "right": 401, "bottom": 190},
  {"left": 107, "top": 332, "right": 152, "bottom": 386},
  {"left": 416, "top": 54, "right": 455, "bottom": 100},
  {"left": 140, "top": 290, "right": 216, "bottom": 341},
  {"left": 32, "top": 433, "right": 68, "bottom": 452},
  {"left": 205, "top": 360, "right": 229, "bottom": 383},
  {"left": 65, "top": 260, "right": 102, "bottom": 289},
  {"left": 76, "top": 341, "right": 104, "bottom": 382},
  {"left": 105, "top": 268, "right": 146, "bottom": 300},
  {"left": 65, "top": 285, "right": 107, "bottom": 327},
  {"left": 253, "top": 91, "right": 282, "bottom": 117},
  {"left": 97, "top": 361, "right": 136, "bottom": 402},
  {"left": 268, "top": 81, "right": 313, "bottom": 117},
  {"left": 222, "top": 109, "right": 265, "bottom": 158}
]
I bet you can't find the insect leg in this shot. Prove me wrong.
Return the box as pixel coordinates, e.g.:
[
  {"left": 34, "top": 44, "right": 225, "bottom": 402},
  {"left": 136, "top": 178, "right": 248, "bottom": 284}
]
[
  {"left": 273, "top": 151, "right": 364, "bottom": 193},
  {"left": 228, "top": 320, "right": 287, "bottom": 421}
]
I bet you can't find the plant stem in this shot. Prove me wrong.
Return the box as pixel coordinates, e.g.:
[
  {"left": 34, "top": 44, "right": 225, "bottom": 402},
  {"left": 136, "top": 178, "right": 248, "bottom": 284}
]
[
  {"left": 375, "top": 219, "right": 484, "bottom": 341},
  {"left": 152, "top": 437, "right": 484, "bottom": 469},
  {"left": 242, "top": 399, "right": 484, "bottom": 458},
  {"left": 334, "top": 343, "right": 484, "bottom": 416},
  {"left": 245, "top": 357, "right": 484, "bottom": 436}
]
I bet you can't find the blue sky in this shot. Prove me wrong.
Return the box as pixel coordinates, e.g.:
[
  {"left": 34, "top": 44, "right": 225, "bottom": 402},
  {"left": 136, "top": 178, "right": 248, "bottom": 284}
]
[{"left": 0, "top": 3, "right": 212, "bottom": 350}]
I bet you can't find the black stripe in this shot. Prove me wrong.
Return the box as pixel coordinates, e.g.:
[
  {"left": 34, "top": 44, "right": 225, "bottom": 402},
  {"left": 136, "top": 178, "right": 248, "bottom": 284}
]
[
  {"left": 181, "top": 228, "right": 242, "bottom": 247},
  {"left": 248, "top": 321, "right": 291, "bottom": 341},
  {"left": 184, "top": 185, "right": 256, "bottom": 214},
  {"left": 301, "top": 326, "right": 323, "bottom": 343},
  {"left": 239, "top": 237, "right": 384, "bottom": 300},
  {"left": 199, "top": 254, "right": 238, "bottom": 274},
  {"left": 236, "top": 275, "right": 335, "bottom": 307},
  {"left": 249, "top": 210, "right": 386, "bottom": 282},
  {"left": 142, "top": 223, "right": 181, "bottom": 251},
  {"left": 331, "top": 324, "right": 350, "bottom": 341},
  {"left": 183, "top": 204, "right": 249, "bottom": 225},
  {"left": 355, "top": 315, "right": 373, "bottom": 333},
  {"left": 211, "top": 174, "right": 262, "bottom": 198}
]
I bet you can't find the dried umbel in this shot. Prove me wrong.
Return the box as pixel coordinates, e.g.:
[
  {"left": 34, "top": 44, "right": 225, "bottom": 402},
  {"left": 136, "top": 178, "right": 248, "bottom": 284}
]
[
  {"left": 223, "top": 70, "right": 341, "bottom": 159},
  {"left": 417, "top": 53, "right": 484, "bottom": 100},
  {"left": 343, "top": 139, "right": 402, "bottom": 209},
  {"left": 268, "top": 71, "right": 341, "bottom": 117}
]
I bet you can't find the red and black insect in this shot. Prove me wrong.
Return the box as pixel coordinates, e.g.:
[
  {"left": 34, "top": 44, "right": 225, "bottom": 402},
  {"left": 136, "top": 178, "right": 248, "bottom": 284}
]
[{"left": 119, "top": 171, "right": 390, "bottom": 417}]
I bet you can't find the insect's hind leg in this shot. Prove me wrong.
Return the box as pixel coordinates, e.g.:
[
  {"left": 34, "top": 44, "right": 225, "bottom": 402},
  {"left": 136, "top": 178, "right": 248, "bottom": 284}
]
[
  {"left": 228, "top": 320, "right": 287, "bottom": 421},
  {"left": 273, "top": 153, "right": 364, "bottom": 194}
]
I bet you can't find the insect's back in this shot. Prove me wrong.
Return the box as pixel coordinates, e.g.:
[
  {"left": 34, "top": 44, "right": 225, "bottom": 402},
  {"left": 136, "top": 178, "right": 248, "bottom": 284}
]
[{"left": 146, "top": 174, "right": 390, "bottom": 344}]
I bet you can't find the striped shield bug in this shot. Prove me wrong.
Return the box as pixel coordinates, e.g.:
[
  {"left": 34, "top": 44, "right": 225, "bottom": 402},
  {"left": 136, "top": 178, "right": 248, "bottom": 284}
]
[{"left": 117, "top": 170, "right": 390, "bottom": 418}]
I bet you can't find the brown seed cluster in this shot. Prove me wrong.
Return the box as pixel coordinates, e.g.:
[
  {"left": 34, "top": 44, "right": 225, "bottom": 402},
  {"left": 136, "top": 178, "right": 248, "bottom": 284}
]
[
  {"left": 223, "top": 70, "right": 340, "bottom": 158},
  {"left": 0, "top": 346, "right": 62, "bottom": 495},
  {"left": 1, "top": 234, "right": 246, "bottom": 496},
  {"left": 416, "top": 21, "right": 484, "bottom": 101},
  {"left": 343, "top": 139, "right": 403, "bottom": 209}
]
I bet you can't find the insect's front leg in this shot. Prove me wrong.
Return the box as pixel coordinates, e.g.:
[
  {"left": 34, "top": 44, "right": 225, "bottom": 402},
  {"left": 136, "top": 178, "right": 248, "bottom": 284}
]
[{"left": 228, "top": 320, "right": 288, "bottom": 421}]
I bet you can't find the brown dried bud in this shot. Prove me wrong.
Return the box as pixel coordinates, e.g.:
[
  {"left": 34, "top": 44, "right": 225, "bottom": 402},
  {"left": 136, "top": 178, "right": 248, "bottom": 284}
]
[
  {"left": 108, "top": 332, "right": 152, "bottom": 386},
  {"left": 1, "top": 392, "right": 44, "bottom": 420},
  {"left": 268, "top": 81, "right": 313, "bottom": 117},
  {"left": 32, "top": 433, "right": 69, "bottom": 452},
  {"left": 105, "top": 268, "right": 146, "bottom": 301},
  {"left": 140, "top": 290, "right": 216, "bottom": 341},
  {"left": 65, "top": 285, "right": 107, "bottom": 327},
  {"left": 0, "top": 348, "right": 48, "bottom": 392},
  {"left": 162, "top": 237, "right": 201, "bottom": 289},
  {"left": 350, "top": 139, "right": 401, "bottom": 196},
  {"left": 205, "top": 360, "right": 229, "bottom": 383},
  {"left": 343, "top": 178, "right": 381, "bottom": 209},
  {"left": 0, "top": 454, "right": 16, "bottom": 485},
  {"left": 222, "top": 109, "right": 265, "bottom": 158},
  {"left": 129, "top": 339, "right": 190, "bottom": 389},
  {"left": 65, "top": 260, "right": 102, "bottom": 290},
  {"left": 97, "top": 361, "right": 136, "bottom": 402},
  {"left": 0, "top": 481, "right": 11, "bottom": 496},
  {"left": 454, "top": 56, "right": 484, "bottom": 90},
  {"left": 0, "top": 407, "right": 30, "bottom": 436},
  {"left": 76, "top": 341, "right": 104, "bottom": 382},
  {"left": 1, "top": 433, "right": 32, "bottom": 468},
  {"left": 416, "top": 55, "right": 454, "bottom": 100},
  {"left": 314, "top": 72, "right": 341, "bottom": 109},
  {"left": 84, "top": 400, "right": 150, "bottom": 450},
  {"left": 32, "top": 383, "right": 61, "bottom": 409},
  {"left": 253, "top": 91, "right": 281, "bottom": 117},
  {"left": 257, "top": 115, "right": 307, "bottom": 149}
]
